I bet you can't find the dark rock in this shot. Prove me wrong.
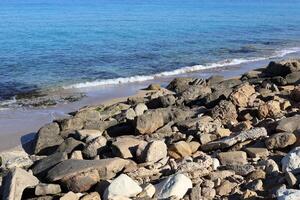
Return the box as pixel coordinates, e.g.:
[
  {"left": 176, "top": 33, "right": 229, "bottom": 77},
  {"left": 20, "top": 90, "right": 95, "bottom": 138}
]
[
  {"left": 84, "top": 119, "right": 118, "bottom": 131},
  {"left": 56, "top": 137, "right": 84, "bottom": 154},
  {"left": 276, "top": 115, "right": 300, "bottom": 133},
  {"left": 34, "top": 123, "right": 64, "bottom": 155},
  {"left": 285, "top": 71, "right": 300, "bottom": 84},
  {"left": 265, "top": 132, "right": 296, "bottom": 149},
  {"left": 211, "top": 100, "right": 238, "bottom": 125},
  {"left": 263, "top": 59, "right": 300, "bottom": 77}
]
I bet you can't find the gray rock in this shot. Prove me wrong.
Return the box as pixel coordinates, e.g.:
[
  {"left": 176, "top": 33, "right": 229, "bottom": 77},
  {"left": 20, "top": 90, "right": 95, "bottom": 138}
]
[
  {"left": 47, "top": 158, "right": 130, "bottom": 182},
  {"left": 75, "top": 129, "right": 102, "bottom": 142},
  {"left": 264, "top": 59, "right": 300, "bottom": 77},
  {"left": 32, "top": 152, "right": 68, "bottom": 177},
  {"left": 57, "top": 137, "right": 84, "bottom": 154},
  {"left": 211, "top": 100, "right": 237, "bottom": 125},
  {"left": 134, "top": 103, "right": 148, "bottom": 116},
  {"left": 104, "top": 174, "right": 142, "bottom": 200},
  {"left": 82, "top": 136, "right": 107, "bottom": 158},
  {"left": 276, "top": 116, "right": 300, "bottom": 133},
  {"left": 265, "top": 132, "right": 296, "bottom": 149},
  {"left": 225, "top": 164, "right": 255, "bottom": 176},
  {"left": 34, "top": 122, "right": 64, "bottom": 155},
  {"left": 166, "top": 77, "right": 197, "bottom": 93},
  {"left": 202, "top": 127, "right": 267, "bottom": 151},
  {"left": 112, "top": 136, "right": 146, "bottom": 159},
  {"left": 75, "top": 109, "right": 101, "bottom": 122},
  {"left": 179, "top": 85, "right": 211, "bottom": 103},
  {"left": 282, "top": 147, "right": 300, "bottom": 173},
  {"left": 218, "top": 151, "right": 247, "bottom": 166},
  {"left": 84, "top": 119, "right": 118, "bottom": 132},
  {"left": 0, "top": 149, "right": 33, "bottom": 170},
  {"left": 285, "top": 71, "right": 300, "bottom": 84},
  {"left": 2, "top": 168, "right": 39, "bottom": 200},
  {"left": 35, "top": 183, "right": 61, "bottom": 196},
  {"left": 142, "top": 140, "right": 167, "bottom": 163},
  {"left": 60, "top": 117, "right": 84, "bottom": 131}
]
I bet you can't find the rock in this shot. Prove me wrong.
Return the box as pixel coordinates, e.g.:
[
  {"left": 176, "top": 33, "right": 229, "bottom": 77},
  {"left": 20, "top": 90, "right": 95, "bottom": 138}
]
[
  {"left": 2, "top": 168, "right": 39, "bottom": 200},
  {"left": 168, "top": 141, "right": 192, "bottom": 159},
  {"left": 147, "top": 83, "right": 161, "bottom": 90},
  {"left": 218, "top": 151, "right": 247, "bottom": 166},
  {"left": 189, "top": 141, "right": 200, "bottom": 153},
  {"left": 47, "top": 158, "right": 130, "bottom": 182},
  {"left": 277, "top": 116, "right": 300, "bottom": 133},
  {"left": 35, "top": 183, "right": 61, "bottom": 196},
  {"left": 62, "top": 168, "right": 100, "bottom": 193},
  {"left": 226, "top": 164, "right": 255, "bottom": 176},
  {"left": 82, "top": 136, "right": 107, "bottom": 158},
  {"left": 291, "top": 87, "right": 300, "bottom": 102},
  {"left": 202, "top": 127, "right": 267, "bottom": 151},
  {"left": 199, "top": 134, "right": 217, "bottom": 145},
  {"left": 207, "top": 75, "right": 224, "bottom": 86},
  {"left": 157, "top": 94, "right": 176, "bottom": 107},
  {"left": 277, "top": 189, "right": 300, "bottom": 200},
  {"left": 135, "top": 109, "right": 165, "bottom": 134},
  {"left": 104, "top": 174, "right": 142, "bottom": 200},
  {"left": 155, "top": 174, "right": 192, "bottom": 199},
  {"left": 60, "top": 192, "right": 80, "bottom": 200},
  {"left": 134, "top": 103, "right": 148, "bottom": 116},
  {"left": 230, "top": 83, "right": 255, "bottom": 107},
  {"left": 75, "top": 109, "right": 101, "bottom": 122},
  {"left": 201, "top": 187, "right": 216, "bottom": 199},
  {"left": 214, "top": 128, "right": 231, "bottom": 138},
  {"left": 167, "top": 77, "right": 196, "bottom": 93},
  {"left": 57, "top": 137, "right": 84, "bottom": 154},
  {"left": 138, "top": 184, "right": 156, "bottom": 198},
  {"left": 75, "top": 129, "right": 102, "bottom": 142},
  {"left": 179, "top": 85, "right": 211, "bottom": 103},
  {"left": 245, "top": 147, "right": 269, "bottom": 159},
  {"left": 264, "top": 59, "right": 300, "bottom": 77},
  {"left": 124, "top": 108, "right": 136, "bottom": 120},
  {"left": 282, "top": 147, "right": 300, "bottom": 173},
  {"left": 32, "top": 152, "right": 68, "bottom": 177},
  {"left": 70, "top": 151, "right": 83, "bottom": 160},
  {"left": 112, "top": 136, "right": 146, "bottom": 159},
  {"left": 84, "top": 119, "right": 118, "bottom": 132},
  {"left": 211, "top": 100, "right": 238, "bottom": 125},
  {"left": 188, "top": 183, "right": 201, "bottom": 200},
  {"left": 140, "top": 140, "right": 168, "bottom": 163},
  {"left": 245, "top": 179, "right": 263, "bottom": 191},
  {"left": 60, "top": 117, "right": 84, "bottom": 131},
  {"left": 34, "top": 122, "right": 64, "bottom": 155},
  {"left": 285, "top": 172, "right": 297, "bottom": 187},
  {"left": 285, "top": 71, "right": 300, "bottom": 84},
  {"left": 265, "top": 132, "right": 296, "bottom": 149},
  {"left": 216, "top": 180, "right": 237, "bottom": 196},
  {"left": 0, "top": 149, "right": 33, "bottom": 170},
  {"left": 258, "top": 100, "right": 281, "bottom": 119},
  {"left": 247, "top": 169, "right": 266, "bottom": 180},
  {"left": 208, "top": 170, "right": 235, "bottom": 181},
  {"left": 212, "top": 158, "right": 220, "bottom": 170},
  {"left": 80, "top": 192, "right": 101, "bottom": 200},
  {"left": 260, "top": 159, "right": 279, "bottom": 174}
]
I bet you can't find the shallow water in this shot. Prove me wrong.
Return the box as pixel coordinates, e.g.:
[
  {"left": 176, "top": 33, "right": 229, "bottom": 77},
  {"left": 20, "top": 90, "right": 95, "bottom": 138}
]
[{"left": 1, "top": 0, "right": 300, "bottom": 102}]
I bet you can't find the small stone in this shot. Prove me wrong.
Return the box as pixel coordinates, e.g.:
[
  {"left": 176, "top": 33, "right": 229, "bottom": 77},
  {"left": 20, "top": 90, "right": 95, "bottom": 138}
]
[
  {"left": 291, "top": 87, "right": 300, "bottom": 102},
  {"left": 242, "top": 190, "right": 257, "bottom": 199},
  {"left": 245, "top": 179, "right": 263, "bottom": 191},
  {"left": 211, "top": 100, "right": 238, "bottom": 125},
  {"left": 199, "top": 134, "right": 217, "bottom": 145},
  {"left": 265, "top": 132, "right": 296, "bottom": 149},
  {"left": 282, "top": 147, "right": 300, "bottom": 173},
  {"left": 35, "top": 183, "right": 61, "bottom": 196},
  {"left": 218, "top": 151, "right": 247, "bottom": 166},
  {"left": 60, "top": 117, "right": 84, "bottom": 131},
  {"left": 80, "top": 192, "right": 101, "bottom": 200},
  {"left": 139, "top": 183, "right": 156, "bottom": 198},
  {"left": 104, "top": 174, "right": 142, "bottom": 200},
  {"left": 168, "top": 141, "right": 192, "bottom": 159},
  {"left": 258, "top": 100, "right": 281, "bottom": 119},
  {"left": 112, "top": 136, "right": 145, "bottom": 159},
  {"left": 230, "top": 83, "right": 255, "bottom": 107},
  {"left": 214, "top": 128, "right": 231, "bottom": 138},
  {"left": 155, "top": 174, "right": 192, "bottom": 199},
  {"left": 245, "top": 147, "right": 269, "bottom": 159},
  {"left": 201, "top": 187, "right": 216, "bottom": 199},
  {"left": 260, "top": 159, "right": 279, "bottom": 174},
  {"left": 212, "top": 158, "right": 220, "bottom": 170},
  {"left": 189, "top": 141, "right": 200, "bottom": 153},
  {"left": 60, "top": 192, "right": 80, "bottom": 200},
  {"left": 216, "top": 180, "right": 237, "bottom": 196},
  {"left": 0, "top": 149, "right": 33, "bottom": 170},
  {"left": 70, "top": 151, "right": 83, "bottom": 160},
  {"left": 75, "top": 109, "right": 101, "bottom": 122},
  {"left": 285, "top": 172, "right": 297, "bottom": 187},
  {"left": 142, "top": 140, "right": 168, "bottom": 163},
  {"left": 147, "top": 83, "right": 161, "bottom": 90},
  {"left": 277, "top": 188, "right": 300, "bottom": 200},
  {"left": 188, "top": 183, "right": 201, "bottom": 200},
  {"left": 247, "top": 169, "right": 266, "bottom": 180},
  {"left": 134, "top": 103, "right": 148, "bottom": 116},
  {"left": 277, "top": 116, "right": 300, "bottom": 133},
  {"left": 124, "top": 108, "right": 136, "bottom": 120}
]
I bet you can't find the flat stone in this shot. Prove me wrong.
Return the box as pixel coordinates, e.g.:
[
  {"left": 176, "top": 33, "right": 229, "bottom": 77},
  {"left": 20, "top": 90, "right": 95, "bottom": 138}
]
[
  {"left": 155, "top": 174, "right": 192, "bottom": 199},
  {"left": 57, "top": 137, "right": 84, "bottom": 154},
  {"left": 35, "top": 183, "right": 61, "bottom": 196},
  {"left": 282, "top": 147, "right": 300, "bottom": 173},
  {"left": 138, "top": 183, "right": 156, "bottom": 198},
  {"left": 230, "top": 83, "right": 255, "bottom": 107},
  {"left": 34, "top": 122, "right": 64, "bottom": 155},
  {"left": 226, "top": 164, "right": 255, "bottom": 176},
  {"left": 277, "top": 116, "right": 300, "bottom": 133},
  {"left": 47, "top": 158, "right": 130, "bottom": 182},
  {"left": 168, "top": 141, "right": 192, "bottom": 159},
  {"left": 202, "top": 127, "right": 267, "bottom": 151},
  {"left": 218, "top": 151, "right": 247, "bottom": 166},
  {"left": 245, "top": 147, "right": 269, "bottom": 158},
  {"left": 265, "top": 132, "right": 296, "bottom": 149},
  {"left": 112, "top": 136, "right": 146, "bottom": 159},
  {"left": 104, "top": 174, "right": 142, "bottom": 200},
  {"left": 2, "top": 168, "right": 39, "bottom": 200}
]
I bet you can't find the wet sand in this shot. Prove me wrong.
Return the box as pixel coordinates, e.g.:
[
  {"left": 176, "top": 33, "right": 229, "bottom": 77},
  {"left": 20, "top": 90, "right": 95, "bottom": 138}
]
[{"left": 0, "top": 54, "right": 299, "bottom": 152}]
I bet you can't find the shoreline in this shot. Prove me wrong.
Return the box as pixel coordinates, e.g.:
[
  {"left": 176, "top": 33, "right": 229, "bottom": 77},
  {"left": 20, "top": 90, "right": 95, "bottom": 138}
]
[{"left": 1, "top": 51, "right": 300, "bottom": 152}]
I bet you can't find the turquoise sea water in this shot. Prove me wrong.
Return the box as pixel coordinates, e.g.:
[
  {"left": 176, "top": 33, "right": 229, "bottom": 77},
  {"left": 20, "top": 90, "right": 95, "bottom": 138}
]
[{"left": 1, "top": 0, "right": 300, "bottom": 101}]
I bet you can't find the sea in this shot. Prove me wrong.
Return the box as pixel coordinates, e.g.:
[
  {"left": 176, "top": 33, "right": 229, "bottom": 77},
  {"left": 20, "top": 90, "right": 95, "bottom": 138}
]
[{"left": 1, "top": 0, "right": 300, "bottom": 106}]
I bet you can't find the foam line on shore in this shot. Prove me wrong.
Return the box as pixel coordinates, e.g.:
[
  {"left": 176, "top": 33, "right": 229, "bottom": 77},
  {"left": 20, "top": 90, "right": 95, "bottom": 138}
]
[{"left": 64, "top": 47, "right": 300, "bottom": 89}]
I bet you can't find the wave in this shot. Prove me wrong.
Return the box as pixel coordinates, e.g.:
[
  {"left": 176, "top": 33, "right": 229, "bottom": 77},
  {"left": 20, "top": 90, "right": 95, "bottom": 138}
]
[{"left": 64, "top": 46, "right": 300, "bottom": 89}]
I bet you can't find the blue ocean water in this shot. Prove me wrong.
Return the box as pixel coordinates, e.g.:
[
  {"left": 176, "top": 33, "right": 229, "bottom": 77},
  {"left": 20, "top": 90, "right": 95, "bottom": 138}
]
[{"left": 0, "top": 0, "right": 300, "bottom": 100}]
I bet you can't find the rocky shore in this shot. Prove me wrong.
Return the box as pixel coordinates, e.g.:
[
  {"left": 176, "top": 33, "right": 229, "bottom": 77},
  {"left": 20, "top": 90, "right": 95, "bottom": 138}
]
[{"left": 2, "top": 59, "right": 300, "bottom": 200}]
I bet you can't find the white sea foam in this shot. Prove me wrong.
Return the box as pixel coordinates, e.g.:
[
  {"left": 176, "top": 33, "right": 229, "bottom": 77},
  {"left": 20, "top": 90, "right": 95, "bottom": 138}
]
[{"left": 64, "top": 46, "right": 300, "bottom": 89}]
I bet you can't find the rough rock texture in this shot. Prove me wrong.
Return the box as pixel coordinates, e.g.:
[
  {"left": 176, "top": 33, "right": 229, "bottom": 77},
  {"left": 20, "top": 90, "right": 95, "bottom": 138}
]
[{"left": 265, "top": 132, "right": 296, "bottom": 149}]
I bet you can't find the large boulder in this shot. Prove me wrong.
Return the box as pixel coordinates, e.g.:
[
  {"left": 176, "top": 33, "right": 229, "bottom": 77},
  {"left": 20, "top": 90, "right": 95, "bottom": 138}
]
[
  {"left": 2, "top": 168, "right": 39, "bottom": 200},
  {"left": 155, "top": 174, "right": 192, "bottom": 199},
  {"left": 282, "top": 147, "right": 300, "bottom": 173},
  {"left": 103, "top": 174, "right": 142, "bottom": 200},
  {"left": 47, "top": 158, "right": 130, "bottom": 182},
  {"left": 202, "top": 127, "right": 267, "bottom": 151},
  {"left": 34, "top": 122, "right": 64, "bottom": 155},
  {"left": 263, "top": 59, "right": 300, "bottom": 77}
]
